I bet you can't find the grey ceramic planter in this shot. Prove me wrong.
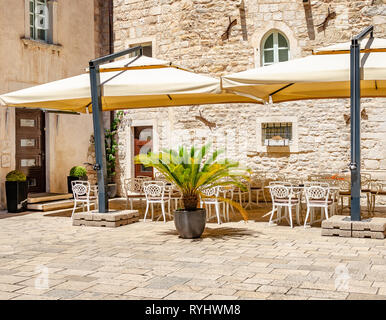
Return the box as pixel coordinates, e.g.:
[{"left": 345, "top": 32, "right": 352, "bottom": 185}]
[{"left": 174, "top": 208, "right": 206, "bottom": 239}]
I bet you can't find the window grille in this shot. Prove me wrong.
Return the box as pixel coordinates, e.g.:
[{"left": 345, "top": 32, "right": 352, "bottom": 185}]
[{"left": 262, "top": 122, "right": 292, "bottom": 146}]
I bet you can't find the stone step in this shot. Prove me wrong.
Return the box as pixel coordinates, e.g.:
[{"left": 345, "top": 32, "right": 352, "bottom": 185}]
[
  {"left": 27, "top": 199, "right": 76, "bottom": 211},
  {"left": 28, "top": 192, "right": 73, "bottom": 204},
  {"left": 43, "top": 203, "right": 96, "bottom": 217}
]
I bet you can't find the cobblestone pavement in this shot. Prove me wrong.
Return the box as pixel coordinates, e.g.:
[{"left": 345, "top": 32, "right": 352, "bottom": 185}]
[{"left": 0, "top": 210, "right": 385, "bottom": 300}]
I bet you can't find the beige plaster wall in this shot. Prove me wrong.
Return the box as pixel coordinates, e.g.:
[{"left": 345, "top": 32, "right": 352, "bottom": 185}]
[{"left": 0, "top": 0, "right": 101, "bottom": 207}]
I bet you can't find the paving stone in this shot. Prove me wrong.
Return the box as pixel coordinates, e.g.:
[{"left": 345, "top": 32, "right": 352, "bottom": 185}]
[
  {"left": 347, "top": 293, "right": 386, "bottom": 300},
  {"left": 204, "top": 294, "right": 237, "bottom": 300},
  {"left": 145, "top": 276, "right": 189, "bottom": 289},
  {"left": 164, "top": 291, "right": 209, "bottom": 300},
  {"left": 0, "top": 291, "right": 20, "bottom": 300},
  {"left": 233, "top": 290, "right": 270, "bottom": 299},
  {"left": 287, "top": 288, "right": 349, "bottom": 299},
  {"left": 44, "top": 289, "right": 82, "bottom": 299},
  {"left": 257, "top": 285, "right": 290, "bottom": 294},
  {"left": 85, "top": 284, "right": 135, "bottom": 295},
  {"left": 124, "top": 287, "right": 173, "bottom": 299}
]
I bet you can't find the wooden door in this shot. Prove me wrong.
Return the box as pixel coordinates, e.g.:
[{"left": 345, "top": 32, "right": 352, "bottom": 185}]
[
  {"left": 134, "top": 126, "right": 153, "bottom": 178},
  {"left": 15, "top": 109, "right": 46, "bottom": 193}
]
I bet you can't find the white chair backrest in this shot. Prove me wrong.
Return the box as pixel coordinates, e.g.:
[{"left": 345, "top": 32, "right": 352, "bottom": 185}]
[
  {"left": 124, "top": 178, "right": 144, "bottom": 194},
  {"left": 305, "top": 185, "right": 329, "bottom": 202},
  {"left": 71, "top": 181, "right": 90, "bottom": 200},
  {"left": 270, "top": 185, "right": 291, "bottom": 200},
  {"left": 143, "top": 181, "right": 165, "bottom": 200},
  {"left": 201, "top": 186, "right": 220, "bottom": 198}
]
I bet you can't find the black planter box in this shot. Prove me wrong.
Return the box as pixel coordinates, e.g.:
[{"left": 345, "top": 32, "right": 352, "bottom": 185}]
[
  {"left": 67, "top": 176, "right": 88, "bottom": 194},
  {"left": 5, "top": 181, "right": 28, "bottom": 213}
]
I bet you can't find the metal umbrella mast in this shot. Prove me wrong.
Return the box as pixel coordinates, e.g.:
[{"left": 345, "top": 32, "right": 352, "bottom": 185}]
[
  {"left": 89, "top": 46, "right": 143, "bottom": 213},
  {"left": 350, "top": 25, "right": 374, "bottom": 221}
]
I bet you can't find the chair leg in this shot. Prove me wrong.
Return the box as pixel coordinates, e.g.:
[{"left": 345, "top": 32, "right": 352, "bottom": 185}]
[
  {"left": 288, "top": 206, "right": 293, "bottom": 228},
  {"left": 71, "top": 200, "right": 77, "bottom": 220},
  {"left": 215, "top": 202, "right": 221, "bottom": 224},
  {"left": 324, "top": 206, "right": 329, "bottom": 220},
  {"left": 296, "top": 204, "right": 300, "bottom": 225},
  {"left": 304, "top": 207, "right": 310, "bottom": 228},
  {"left": 144, "top": 201, "right": 149, "bottom": 222},
  {"left": 161, "top": 202, "right": 166, "bottom": 223},
  {"left": 151, "top": 203, "right": 154, "bottom": 220},
  {"left": 87, "top": 201, "right": 90, "bottom": 214},
  {"left": 130, "top": 199, "right": 133, "bottom": 210},
  {"left": 268, "top": 205, "right": 278, "bottom": 224}
]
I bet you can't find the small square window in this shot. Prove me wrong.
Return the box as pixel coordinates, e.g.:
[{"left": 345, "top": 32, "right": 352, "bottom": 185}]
[
  {"left": 129, "top": 43, "right": 153, "bottom": 57},
  {"left": 262, "top": 122, "right": 292, "bottom": 146}
]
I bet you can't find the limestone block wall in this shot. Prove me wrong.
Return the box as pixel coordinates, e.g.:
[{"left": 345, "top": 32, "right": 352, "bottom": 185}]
[{"left": 112, "top": 0, "right": 386, "bottom": 201}]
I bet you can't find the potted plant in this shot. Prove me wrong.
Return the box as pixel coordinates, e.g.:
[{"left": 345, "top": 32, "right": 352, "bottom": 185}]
[
  {"left": 67, "top": 166, "right": 88, "bottom": 194},
  {"left": 105, "top": 111, "right": 124, "bottom": 198},
  {"left": 136, "top": 144, "right": 250, "bottom": 238},
  {"left": 5, "top": 170, "right": 28, "bottom": 213}
]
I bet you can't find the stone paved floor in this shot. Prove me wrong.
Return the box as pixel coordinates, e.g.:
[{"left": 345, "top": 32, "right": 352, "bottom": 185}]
[{"left": 0, "top": 207, "right": 385, "bottom": 300}]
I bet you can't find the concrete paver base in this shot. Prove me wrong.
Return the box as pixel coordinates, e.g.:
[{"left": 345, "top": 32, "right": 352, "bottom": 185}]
[{"left": 322, "top": 216, "right": 386, "bottom": 239}]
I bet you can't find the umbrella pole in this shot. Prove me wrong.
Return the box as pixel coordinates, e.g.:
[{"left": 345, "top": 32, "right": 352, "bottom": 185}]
[
  {"left": 88, "top": 45, "right": 143, "bottom": 213},
  {"left": 349, "top": 26, "right": 373, "bottom": 221},
  {"left": 89, "top": 64, "right": 108, "bottom": 213}
]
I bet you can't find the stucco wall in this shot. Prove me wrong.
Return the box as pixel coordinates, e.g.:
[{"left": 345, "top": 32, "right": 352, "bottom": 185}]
[
  {"left": 112, "top": 0, "right": 386, "bottom": 198},
  {"left": 0, "top": 0, "right": 104, "bottom": 207}
]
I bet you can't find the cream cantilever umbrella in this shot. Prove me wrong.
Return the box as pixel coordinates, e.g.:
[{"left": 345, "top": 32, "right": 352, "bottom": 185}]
[
  {"left": 0, "top": 55, "right": 258, "bottom": 113},
  {"left": 0, "top": 52, "right": 260, "bottom": 213},
  {"left": 222, "top": 31, "right": 386, "bottom": 222},
  {"left": 222, "top": 37, "right": 386, "bottom": 103}
]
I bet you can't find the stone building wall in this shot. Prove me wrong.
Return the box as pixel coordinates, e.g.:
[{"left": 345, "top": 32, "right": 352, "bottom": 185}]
[{"left": 112, "top": 0, "right": 386, "bottom": 198}]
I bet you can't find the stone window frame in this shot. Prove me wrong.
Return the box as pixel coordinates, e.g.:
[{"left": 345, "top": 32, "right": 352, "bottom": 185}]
[
  {"left": 24, "top": 0, "right": 58, "bottom": 45},
  {"left": 256, "top": 116, "right": 299, "bottom": 153},
  {"left": 125, "top": 37, "right": 157, "bottom": 58},
  {"left": 126, "top": 119, "right": 159, "bottom": 179},
  {"left": 261, "top": 30, "right": 290, "bottom": 66},
  {"left": 251, "top": 21, "right": 300, "bottom": 68}
]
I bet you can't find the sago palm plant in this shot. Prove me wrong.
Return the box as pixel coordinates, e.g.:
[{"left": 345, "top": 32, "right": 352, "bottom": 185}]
[{"left": 135, "top": 144, "right": 251, "bottom": 221}]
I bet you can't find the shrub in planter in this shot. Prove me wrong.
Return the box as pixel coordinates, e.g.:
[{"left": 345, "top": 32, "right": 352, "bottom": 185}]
[
  {"left": 104, "top": 111, "right": 124, "bottom": 198},
  {"left": 5, "top": 170, "right": 28, "bottom": 213},
  {"left": 136, "top": 144, "right": 250, "bottom": 239},
  {"left": 67, "top": 166, "right": 88, "bottom": 194}
]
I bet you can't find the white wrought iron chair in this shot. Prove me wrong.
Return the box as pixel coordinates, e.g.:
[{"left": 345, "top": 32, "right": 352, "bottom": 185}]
[
  {"left": 338, "top": 179, "right": 351, "bottom": 214},
  {"left": 71, "top": 181, "right": 96, "bottom": 219},
  {"left": 233, "top": 178, "right": 251, "bottom": 208},
  {"left": 304, "top": 184, "right": 333, "bottom": 228},
  {"left": 370, "top": 182, "right": 386, "bottom": 215},
  {"left": 143, "top": 181, "right": 171, "bottom": 223},
  {"left": 249, "top": 173, "right": 266, "bottom": 206},
  {"left": 268, "top": 184, "right": 301, "bottom": 228},
  {"left": 124, "top": 178, "right": 146, "bottom": 210},
  {"left": 200, "top": 186, "right": 224, "bottom": 224},
  {"left": 361, "top": 173, "right": 372, "bottom": 214}
]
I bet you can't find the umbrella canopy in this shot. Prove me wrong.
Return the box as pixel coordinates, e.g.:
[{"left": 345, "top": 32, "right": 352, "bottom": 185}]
[
  {"left": 222, "top": 37, "right": 386, "bottom": 103},
  {"left": 0, "top": 56, "right": 258, "bottom": 113}
]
